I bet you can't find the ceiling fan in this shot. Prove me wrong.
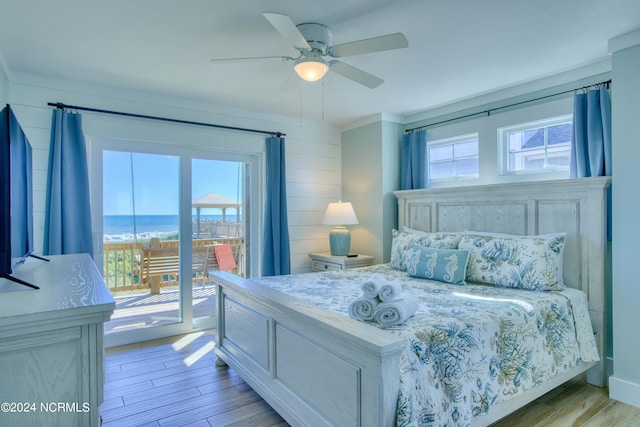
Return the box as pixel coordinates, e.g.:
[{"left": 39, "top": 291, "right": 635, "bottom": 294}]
[{"left": 210, "top": 13, "right": 409, "bottom": 89}]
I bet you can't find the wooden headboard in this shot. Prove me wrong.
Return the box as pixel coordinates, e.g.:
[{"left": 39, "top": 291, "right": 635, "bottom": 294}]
[{"left": 394, "top": 177, "right": 611, "bottom": 386}]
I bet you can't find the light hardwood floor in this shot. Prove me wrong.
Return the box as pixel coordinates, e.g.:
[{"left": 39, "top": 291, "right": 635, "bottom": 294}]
[{"left": 102, "top": 331, "right": 640, "bottom": 427}]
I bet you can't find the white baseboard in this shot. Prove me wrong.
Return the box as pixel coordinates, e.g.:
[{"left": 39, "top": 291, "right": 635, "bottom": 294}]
[{"left": 609, "top": 375, "right": 640, "bottom": 409}]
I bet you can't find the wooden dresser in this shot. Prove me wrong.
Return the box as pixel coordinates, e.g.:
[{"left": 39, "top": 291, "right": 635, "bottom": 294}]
[{"left": 0, "top": 254, "right": 115, "bottom": 426}]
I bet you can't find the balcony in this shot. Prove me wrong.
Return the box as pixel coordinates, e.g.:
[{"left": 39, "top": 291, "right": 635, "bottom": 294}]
[
  {"left": 103, "top": 237, "right": 244, "bottom": 292},
  {"left": 102, "top": 236, "right": 244, "bottom": 334}
]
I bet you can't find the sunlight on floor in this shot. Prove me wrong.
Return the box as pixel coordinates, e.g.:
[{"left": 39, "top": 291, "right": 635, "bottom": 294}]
[
  {"left": 183, "top": 340, "right": 216, "bottom": 367},
  {"left": 172, "top": 331, "right": 204, "bottom": 351}
]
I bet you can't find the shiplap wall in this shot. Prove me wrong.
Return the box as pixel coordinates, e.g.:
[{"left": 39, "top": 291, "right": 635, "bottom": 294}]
[{"left": 7, "top": 73, "right": 341, "bottom": 275}]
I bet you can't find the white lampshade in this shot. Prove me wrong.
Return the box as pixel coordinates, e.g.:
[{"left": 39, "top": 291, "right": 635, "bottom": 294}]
[
  {"left": 294, "top": 57, "right": 329, "bottom": 82},
  {"left": 322, "top": 202, "right": 359, "bottom": 226}
]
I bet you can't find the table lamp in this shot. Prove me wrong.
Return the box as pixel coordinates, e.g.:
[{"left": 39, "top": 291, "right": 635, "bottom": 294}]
[{"left": 322, "top": 201, "right": 359, "bottom": 256}]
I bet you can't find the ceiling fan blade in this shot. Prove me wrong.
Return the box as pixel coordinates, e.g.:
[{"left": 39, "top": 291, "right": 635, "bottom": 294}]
[
  {"left": 262, "top": 12, "right": 311, "bottom": 50},
  {"left": 330, "top": 33, "right": 408, "bottom": 57},
  {"left": 329, "top": 60, "right": 384, "bottom": 89},
  {"left": 210, "top": 55, "right": 296, "bottom": 63}
]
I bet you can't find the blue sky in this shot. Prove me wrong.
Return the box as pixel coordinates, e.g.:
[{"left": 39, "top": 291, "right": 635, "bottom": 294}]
[{"left": 103, "top": 151, "right": 241, "bottom": 216}]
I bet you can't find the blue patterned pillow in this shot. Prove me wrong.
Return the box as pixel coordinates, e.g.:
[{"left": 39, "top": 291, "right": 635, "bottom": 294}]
[
  {"left": 457, "top": 231, "right": 566, "bottom": 291},
  {"left": 406, "top": 245, "right": 470, "bottom": 285},
  {"left": 390, "top": 229, "right": 462, "bottom": 271}
]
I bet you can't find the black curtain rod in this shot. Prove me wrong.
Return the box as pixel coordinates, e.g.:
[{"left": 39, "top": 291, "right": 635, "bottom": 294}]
[
  {"left": 47, "top": 102, "right": 286, "bottom": 137},
  {"left": 405, "top": 79, "right": 612, "bottom": 133}
]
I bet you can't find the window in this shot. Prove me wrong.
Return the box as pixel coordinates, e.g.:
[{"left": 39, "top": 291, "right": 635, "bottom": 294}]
[
  {"left": 499, "top": 115, "right": 572, "bottom": 175},
  {"left": 428, "top": 133, "right": 479, "bottom": 181}
]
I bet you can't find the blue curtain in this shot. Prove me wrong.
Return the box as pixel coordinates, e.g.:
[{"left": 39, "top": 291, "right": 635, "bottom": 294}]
[
  {"left": 261, "top": 136, "right": 291, "bottom": 276},
  {"left": 570, "top": 85, "right": 612, "bottom": 240},
  {"left": 570, "top": 86, "right": 612, "bottom": 178},
  {"left": 401, "top": 130, "right": 427, "bottom": 190},
  {"left": 43, "top": 109, "right": 93, "bottom": 258}
]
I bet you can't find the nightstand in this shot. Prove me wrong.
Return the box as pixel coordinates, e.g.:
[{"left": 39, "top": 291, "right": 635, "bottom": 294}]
[{"left": 309, "top": 252, "right": 375, "bottom": 272}]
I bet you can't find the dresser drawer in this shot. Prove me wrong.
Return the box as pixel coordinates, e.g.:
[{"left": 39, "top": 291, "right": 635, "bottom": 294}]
[
  {"left": 311, "top": 260, "right": 343, "bottom": 271},
  {"left": 309, "top": 253, "right": 375, "bottom": 272}
]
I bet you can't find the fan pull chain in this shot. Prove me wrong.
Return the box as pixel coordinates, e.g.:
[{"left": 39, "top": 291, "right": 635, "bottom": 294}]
[{"left": 322, "top": 79, "right": 325, "bottom": 121}]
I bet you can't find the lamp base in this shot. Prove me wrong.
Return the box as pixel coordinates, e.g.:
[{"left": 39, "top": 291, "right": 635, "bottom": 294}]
[{"left": 329, "top": 226, "right": 351, "bottom": 256}]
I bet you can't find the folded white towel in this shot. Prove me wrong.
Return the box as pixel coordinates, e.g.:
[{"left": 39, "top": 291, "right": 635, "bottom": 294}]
[
  {"left": 378, "top": 281, "right": 404, "bottom": 302},
  {"left": 348, "top": 295, "right": 380, "bottom": 321},
  {"left": 373, "top": 295, "right": 419, "bottom": 326},
  {"left": 361, "top": 273, "right": 387, "bottom": 298}
]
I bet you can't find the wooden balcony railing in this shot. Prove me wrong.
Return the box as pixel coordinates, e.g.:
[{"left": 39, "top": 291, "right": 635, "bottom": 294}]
[{"left": 103, "top": 237, "right": 245, "bottom": 294}]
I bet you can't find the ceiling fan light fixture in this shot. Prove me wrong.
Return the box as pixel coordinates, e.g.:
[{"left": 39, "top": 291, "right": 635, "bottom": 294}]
[{"left": 294, "top": 57, "right": 329, "bottom": 82}]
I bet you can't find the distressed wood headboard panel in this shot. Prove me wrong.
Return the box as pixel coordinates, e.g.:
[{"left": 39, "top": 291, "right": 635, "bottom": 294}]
[{"left": 394, "top": 177, "right": 611, "bottom": 385}]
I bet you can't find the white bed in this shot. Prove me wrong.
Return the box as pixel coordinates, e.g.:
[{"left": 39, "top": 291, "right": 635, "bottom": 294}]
[{"left": 211, "top": 177, "right": 610, "bottom": 426}]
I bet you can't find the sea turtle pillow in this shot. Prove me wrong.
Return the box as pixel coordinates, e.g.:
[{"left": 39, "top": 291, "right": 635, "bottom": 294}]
[{"left": 457, "top": 231, "right": 566, "bottom": 291}]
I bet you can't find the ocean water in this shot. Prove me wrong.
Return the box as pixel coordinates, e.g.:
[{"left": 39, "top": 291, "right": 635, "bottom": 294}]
[{"left": 103, "top": 214, "right": 237, "bottom": 242}]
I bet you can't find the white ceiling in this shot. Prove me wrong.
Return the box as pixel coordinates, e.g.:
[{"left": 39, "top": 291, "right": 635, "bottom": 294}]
[{"left": 1, "top": 0, "right": 639, "bottom": 126}]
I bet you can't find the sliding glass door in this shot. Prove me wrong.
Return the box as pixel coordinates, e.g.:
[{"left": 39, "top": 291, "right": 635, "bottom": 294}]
[
  {"left": 191, "top": 158, "right": 248, "bottom": 328},
  {"left": 91, "top": 139, "right": 259, "bottom": 347},
  {"left": 102, "top": 150, "right": 182, "bottom": 335}
]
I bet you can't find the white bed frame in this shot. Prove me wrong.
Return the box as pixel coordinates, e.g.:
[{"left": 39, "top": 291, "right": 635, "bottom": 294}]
[{"left": 211, "top": 177, "right": 611, "bottom": 427}]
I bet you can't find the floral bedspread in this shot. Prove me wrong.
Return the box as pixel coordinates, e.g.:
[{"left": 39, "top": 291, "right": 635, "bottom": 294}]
[{"left": 249, "top": 264, "right": 598, "bottom": 426}]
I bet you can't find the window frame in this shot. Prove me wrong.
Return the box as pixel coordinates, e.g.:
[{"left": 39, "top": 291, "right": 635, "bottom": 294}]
[
  {"left": 89, "top": 137, "right": 262, "bottom": 348},
  {"left": 427, "top": 132, "right": 479, "bottom": 183},
  {"left": 498, "top": 114, "right": 573, "bottom": 176}
]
